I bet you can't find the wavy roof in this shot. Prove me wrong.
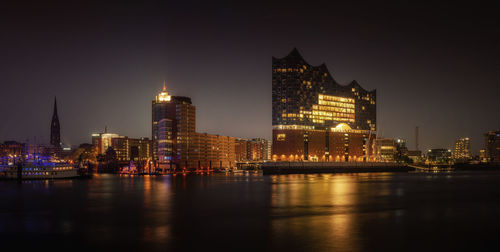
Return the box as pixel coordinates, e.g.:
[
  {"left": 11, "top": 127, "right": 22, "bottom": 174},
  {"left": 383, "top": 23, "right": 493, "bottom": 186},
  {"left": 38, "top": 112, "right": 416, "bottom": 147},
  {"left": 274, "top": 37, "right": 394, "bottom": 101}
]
[{"left": 273, "top": 48, "right": 375, "bottom": 93}]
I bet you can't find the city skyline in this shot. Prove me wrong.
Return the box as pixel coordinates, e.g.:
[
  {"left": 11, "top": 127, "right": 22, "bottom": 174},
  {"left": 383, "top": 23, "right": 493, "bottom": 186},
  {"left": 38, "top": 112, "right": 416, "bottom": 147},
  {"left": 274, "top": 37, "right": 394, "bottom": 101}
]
[
  {"left": 1, "top": 2, "right": 500, "bottom": 250},
  {"left": 1, "top": 1, "right": 499, "bottom": 154}
]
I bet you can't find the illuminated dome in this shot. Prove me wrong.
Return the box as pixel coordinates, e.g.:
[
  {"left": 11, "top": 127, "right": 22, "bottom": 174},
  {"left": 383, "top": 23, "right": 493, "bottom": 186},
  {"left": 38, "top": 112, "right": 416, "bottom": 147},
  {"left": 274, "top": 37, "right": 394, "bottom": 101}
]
[{"left": 335, "top": 123, "right": 352, "bottom": 130}]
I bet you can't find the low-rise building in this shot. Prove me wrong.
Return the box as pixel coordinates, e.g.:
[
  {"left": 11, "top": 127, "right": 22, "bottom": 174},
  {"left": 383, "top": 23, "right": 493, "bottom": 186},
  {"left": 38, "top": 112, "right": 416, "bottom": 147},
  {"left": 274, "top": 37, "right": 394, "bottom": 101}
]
[
  {"left": 92, "top": 132, "right": 152, "bottom": 164},
  {"left": 407, "top": 150, "right": 423, "bottom": 163},
  {"left": 427, "top": 148, "right": 452, "bottom": 163},
  {"left": 373, "top": 138, "right": 396, "bottom": 162}
]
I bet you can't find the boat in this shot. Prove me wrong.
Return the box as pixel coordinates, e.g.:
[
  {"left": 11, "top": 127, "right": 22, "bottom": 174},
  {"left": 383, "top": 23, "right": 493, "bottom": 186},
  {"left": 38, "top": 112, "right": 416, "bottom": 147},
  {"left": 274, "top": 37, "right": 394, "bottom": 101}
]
[{"left": 0, "top": 161, "right": 79, "bottom": 180}]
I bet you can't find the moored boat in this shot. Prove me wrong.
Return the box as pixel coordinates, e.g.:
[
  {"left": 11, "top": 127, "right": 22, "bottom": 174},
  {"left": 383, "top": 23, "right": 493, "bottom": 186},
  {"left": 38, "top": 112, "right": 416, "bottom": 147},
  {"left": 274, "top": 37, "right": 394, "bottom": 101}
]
[{"left": 0, "top": 161, "right": 79, "bottom": 180}]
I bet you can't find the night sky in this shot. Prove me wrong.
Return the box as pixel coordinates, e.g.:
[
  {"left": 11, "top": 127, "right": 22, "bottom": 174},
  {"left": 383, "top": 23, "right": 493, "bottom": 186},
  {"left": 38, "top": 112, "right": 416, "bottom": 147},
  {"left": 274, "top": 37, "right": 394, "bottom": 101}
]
[{"left": 1, "top": 1, "right": 499, "bottom": 154}]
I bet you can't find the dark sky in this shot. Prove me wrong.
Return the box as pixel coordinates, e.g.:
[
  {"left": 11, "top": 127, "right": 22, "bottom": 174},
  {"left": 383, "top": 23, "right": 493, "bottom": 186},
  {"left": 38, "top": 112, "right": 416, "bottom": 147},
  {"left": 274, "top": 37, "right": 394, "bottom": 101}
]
[{"left": 1, "top": 0, "right": 499, "bottom": 154}]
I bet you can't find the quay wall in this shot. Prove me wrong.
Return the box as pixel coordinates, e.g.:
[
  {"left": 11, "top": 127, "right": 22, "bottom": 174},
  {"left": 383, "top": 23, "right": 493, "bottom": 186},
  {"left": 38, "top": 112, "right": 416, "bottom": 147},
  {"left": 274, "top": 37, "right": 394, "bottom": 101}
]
[{"left": 262, "top": 162, "right": 413, "bottom": 175}]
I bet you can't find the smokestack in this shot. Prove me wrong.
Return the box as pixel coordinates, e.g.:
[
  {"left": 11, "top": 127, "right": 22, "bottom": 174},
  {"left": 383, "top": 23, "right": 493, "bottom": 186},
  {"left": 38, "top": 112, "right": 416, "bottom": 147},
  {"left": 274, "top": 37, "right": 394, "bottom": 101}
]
[{"left": 415, "top": 126, "right": 419, "bottom": 151}]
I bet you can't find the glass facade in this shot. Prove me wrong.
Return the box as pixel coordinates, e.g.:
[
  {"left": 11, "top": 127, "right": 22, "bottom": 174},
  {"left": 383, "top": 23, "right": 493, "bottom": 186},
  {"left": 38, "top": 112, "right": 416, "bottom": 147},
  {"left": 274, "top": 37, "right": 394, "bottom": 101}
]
[
  {"left": 272, "top": 48, "right": 376, "bottom": 131},
  {"left": 272, "top": 48, "right": 377, "bottom": 162}
]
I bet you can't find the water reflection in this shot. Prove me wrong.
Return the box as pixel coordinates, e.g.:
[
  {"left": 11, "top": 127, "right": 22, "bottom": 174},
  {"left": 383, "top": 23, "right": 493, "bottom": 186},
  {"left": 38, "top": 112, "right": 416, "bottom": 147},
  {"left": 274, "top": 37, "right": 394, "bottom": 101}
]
[
  {"left": 270, "top": 174, "right": 361, "bottom": 252},
  {"left": 2, "top": 172, "right": 500, "bottom": 251}
]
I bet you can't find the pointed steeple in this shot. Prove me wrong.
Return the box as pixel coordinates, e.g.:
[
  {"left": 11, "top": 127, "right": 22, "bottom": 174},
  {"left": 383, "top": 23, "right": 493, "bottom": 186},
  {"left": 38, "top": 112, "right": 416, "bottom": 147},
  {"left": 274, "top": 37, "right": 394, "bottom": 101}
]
[
  {"left": 162, "top": 80, "right": 166, "bottom": 92},
  {"left": 53, "top": 96, "right": 58, "bottom": 117},
  {"left": 50, "top": 96, "right": 61, "bottom": 148}
]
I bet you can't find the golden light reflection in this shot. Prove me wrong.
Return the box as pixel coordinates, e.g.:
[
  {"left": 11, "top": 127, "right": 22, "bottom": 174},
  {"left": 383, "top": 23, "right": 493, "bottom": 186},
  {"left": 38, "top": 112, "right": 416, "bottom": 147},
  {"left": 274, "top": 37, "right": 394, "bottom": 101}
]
[
  {"left": 270, "top": 174, "right": 361, "bottom": 252},
  {"left": 143, "top": 175, "right": 152, "bottom": 208}
]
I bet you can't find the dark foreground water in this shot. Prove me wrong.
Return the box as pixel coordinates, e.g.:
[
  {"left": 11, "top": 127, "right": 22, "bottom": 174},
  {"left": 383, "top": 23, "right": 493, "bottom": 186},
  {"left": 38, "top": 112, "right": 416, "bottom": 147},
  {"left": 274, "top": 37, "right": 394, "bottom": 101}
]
[{"left": 1, "top": 172, "right": 500, "bottom": 251}]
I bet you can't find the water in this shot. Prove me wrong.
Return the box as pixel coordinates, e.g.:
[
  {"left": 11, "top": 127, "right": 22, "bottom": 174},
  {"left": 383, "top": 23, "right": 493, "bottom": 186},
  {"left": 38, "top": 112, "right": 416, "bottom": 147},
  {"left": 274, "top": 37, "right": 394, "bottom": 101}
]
[{"left": 1, "top": 172, "right": 500, "bottom": 251}]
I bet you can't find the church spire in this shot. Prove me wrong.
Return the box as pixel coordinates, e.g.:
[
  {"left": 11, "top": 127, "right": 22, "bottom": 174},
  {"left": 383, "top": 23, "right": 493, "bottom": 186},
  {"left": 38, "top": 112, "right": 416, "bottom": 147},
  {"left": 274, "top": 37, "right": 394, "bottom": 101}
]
[
  {"left": 163, "top": 80, "right": 166, "bottom": 92},
  {"left": 53, "top": 96, "right": 58, "bottom": 115},
  {"left": 50, "top": 96, "right": 61, "bottom": 148}
]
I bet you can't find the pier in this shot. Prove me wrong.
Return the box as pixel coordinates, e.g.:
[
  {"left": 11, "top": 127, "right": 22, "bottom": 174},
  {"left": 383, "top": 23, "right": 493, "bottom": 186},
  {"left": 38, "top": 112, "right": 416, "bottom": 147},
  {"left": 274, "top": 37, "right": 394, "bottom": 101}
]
[{"left": 262, "top": 162, "right": 413, "bottom": 175}]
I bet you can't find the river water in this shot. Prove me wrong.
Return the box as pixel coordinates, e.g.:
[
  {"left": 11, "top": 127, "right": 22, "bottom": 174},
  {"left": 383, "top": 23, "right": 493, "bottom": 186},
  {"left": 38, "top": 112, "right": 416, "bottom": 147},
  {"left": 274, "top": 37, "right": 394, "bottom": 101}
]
[{"left": 1, "top": 172, "right": 500, "bottom": 251}]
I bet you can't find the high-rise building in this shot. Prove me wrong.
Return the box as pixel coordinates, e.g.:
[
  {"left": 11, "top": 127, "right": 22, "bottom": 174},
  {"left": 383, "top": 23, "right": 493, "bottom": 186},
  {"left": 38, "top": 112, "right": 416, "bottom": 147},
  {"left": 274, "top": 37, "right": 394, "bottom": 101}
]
[
  {"left": 272, "top": 48, "right": 376, "bottom": 162},
  {"left": 151, "top": 82, "right": 270, "bottom": 170},
  {"left": 485, "top": 131, "right": 500, "bottom": 162},
  {"left": 152, "top": 83, "right": 196, "bottom": 167},
  {"left": 158, "top": 118, "right": 173, "bottom": 167},
  {"left": 152, "top": 82, "right": 172, "bottom": 160},
  {"left": 453, "top": 137, "right": 471, "bottom": 161},
  {"left": 50, "top": 97, "right": 61, "bottom": 148}
]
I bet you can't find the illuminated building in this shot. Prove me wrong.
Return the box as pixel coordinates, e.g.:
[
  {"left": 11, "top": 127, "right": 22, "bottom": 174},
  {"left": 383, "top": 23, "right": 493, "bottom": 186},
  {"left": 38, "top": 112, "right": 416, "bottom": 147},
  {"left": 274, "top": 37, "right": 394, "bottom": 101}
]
[
  {"left": 272, "top": 48, "right": 376, "bottom": 161},
  {"left": 479, "top": 149, "right": 487, "bottom": 162},
  {"left": 173, "top": 96, "right": 196, "bottom": 167},
  {"left": 158, "top": 118, "right": 173, "bottom": 167},
  {"left": 128, "top": 138, "right": 153, "bottom": 162},
  {"left": 152, "top": 82, "right": 172, "bottom": 160},
  {"left": 235, "top": 138, "right": 248, "bottom": 161},
  {"left": 92, "top": 131, "right": 120, "bottom": 155},
  {"left": 407, "top": 150, "right": 423, "bottom": 163},
  {"left": 427, "top": 149, "right": 452, "bottom": 163},
  {"left": 249, "top": 138, "right": 271, "bottom": 161},
  {"left": 453, "top": 137, "right": 471, "bottom": 161},
  {"left": 1, "top": 141, "right": 24, "bottom": 157},
  {"left": 151, "top": 83, "right": 241, "bottom": 170},
  {"left": 92, "top": 131, "right": 152, "bottom": 163},
  {"left": 235, "top": 138, "right": 271, "bottom": 161},
  {"left": 152, "top": 83, "right": 196, "bottom": 166},
  {"left": 395, "top": 138, "right": 408, "bottom": 156},
  {"left": 193, "top": 133, "right": 236, "bottom": 169},
  {"left": 50, "top": 97, "right": 61, "bottom": 148},
  {"left": 373, "top": 138, "right": 396, "bottom": 162},
  {"left": 485, "top": 131, "right": 500, "bottom": 162}
]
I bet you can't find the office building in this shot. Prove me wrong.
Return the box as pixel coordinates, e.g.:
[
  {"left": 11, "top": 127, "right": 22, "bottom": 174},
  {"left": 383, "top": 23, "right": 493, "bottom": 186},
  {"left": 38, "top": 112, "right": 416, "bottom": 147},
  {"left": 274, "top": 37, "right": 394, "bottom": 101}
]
[
  {"left": 373, "top": 138, "right": 396, "bottom": 162},
  {"left": 92, "top": 131, "right": 152, "bottom": 163},
  {"left": 453, "top": 137, "right": 471, "bottom": 161},
  {"left": 407, "top": 150, "right": 423, "bottom": 163},
  {"left": 193, "top": 133, "right": 236, "bottom": 169},
  {"left": 152, "top": 83, "right": 196, "bottom": 167},
  {"left": 152, "top": 83, "right": 245, "bottom": 170},
  {"left": 427, "top": 149, "right": 452, "bottom": 163},
  {"left": 157, "top": 118, "right": 173, "bottom": 168},
  {"left": 235, "top": 138, "right": 271, "bottom": 162},
  {"left": 485, "top": 131, "right": 500, "bottom": 162},
  {"left": 479, "top": 149, "right": 487, "bottom": 162}
]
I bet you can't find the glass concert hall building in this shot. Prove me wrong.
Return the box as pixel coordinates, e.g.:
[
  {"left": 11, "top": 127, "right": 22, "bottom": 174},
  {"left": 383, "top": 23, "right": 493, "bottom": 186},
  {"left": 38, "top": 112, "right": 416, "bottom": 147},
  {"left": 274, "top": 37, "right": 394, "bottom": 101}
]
[{"left": 272, "top": 48, "right": 377, "bottom": 162}]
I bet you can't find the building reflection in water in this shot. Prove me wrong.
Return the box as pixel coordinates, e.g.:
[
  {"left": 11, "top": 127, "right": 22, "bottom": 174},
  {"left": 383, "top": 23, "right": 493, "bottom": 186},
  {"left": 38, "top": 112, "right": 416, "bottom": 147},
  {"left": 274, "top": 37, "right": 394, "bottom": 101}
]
[
  {"left": 142, "top": 175, "right": 171, "bottom": 244},
  {"left": 270, "top": 174, "right": 362, "bottom": 252}
]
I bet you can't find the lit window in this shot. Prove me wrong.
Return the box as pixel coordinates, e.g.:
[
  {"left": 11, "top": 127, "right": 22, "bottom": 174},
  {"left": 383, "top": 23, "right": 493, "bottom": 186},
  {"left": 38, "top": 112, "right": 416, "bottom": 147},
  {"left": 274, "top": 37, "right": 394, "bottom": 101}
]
[{"left": 277, "top": 134, "right": 286, "bottom": 141}]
